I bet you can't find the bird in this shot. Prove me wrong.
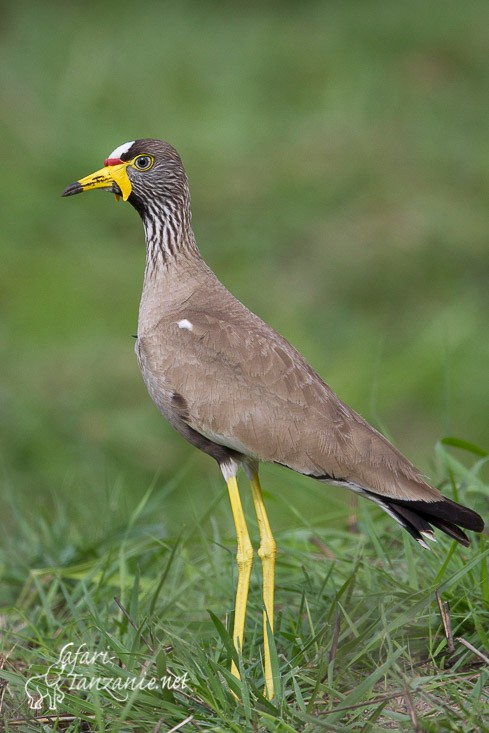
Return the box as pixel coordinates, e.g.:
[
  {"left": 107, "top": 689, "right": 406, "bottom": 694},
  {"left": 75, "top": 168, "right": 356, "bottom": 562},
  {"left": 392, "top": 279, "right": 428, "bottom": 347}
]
[{"left": 62, "top": 138, "right": 484, "bottom": 700}]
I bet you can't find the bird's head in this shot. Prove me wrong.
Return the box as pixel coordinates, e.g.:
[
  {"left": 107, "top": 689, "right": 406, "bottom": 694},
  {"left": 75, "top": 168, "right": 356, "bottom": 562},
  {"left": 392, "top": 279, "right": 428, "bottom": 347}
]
[{"left": 62, "top": 139, "right": 189, "bottom": 218}]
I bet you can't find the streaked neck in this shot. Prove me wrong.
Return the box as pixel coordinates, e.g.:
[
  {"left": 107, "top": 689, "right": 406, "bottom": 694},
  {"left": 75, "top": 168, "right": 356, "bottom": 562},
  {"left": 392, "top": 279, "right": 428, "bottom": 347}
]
[{"left": 142, "top": 201, "right": 199, "bottom": 277}]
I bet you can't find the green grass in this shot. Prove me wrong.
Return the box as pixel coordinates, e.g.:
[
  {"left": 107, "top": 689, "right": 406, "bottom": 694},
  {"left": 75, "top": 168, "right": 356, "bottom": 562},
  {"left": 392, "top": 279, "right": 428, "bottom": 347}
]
[
  {"left": 1, "top": 441, "right": 488, "bottom": 731},
  {"left": 1, "top": 0, "right": 488, "bottom": 729}
]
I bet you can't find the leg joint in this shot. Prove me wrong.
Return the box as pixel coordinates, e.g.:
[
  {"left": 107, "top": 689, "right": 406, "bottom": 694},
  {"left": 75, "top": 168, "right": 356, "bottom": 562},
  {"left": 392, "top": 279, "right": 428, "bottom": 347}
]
[
  {"left": 258, "top": 538, "right": 276, "bottom": 562},
  {"left": 236, "top": 539, "right": 254, "bottom": 568}
]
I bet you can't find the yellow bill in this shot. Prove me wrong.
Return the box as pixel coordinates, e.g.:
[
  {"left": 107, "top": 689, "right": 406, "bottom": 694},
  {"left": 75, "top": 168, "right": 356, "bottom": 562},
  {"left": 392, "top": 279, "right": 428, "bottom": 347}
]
[{"left": 62, "top": 162, "right": 132, "bottom": 201}]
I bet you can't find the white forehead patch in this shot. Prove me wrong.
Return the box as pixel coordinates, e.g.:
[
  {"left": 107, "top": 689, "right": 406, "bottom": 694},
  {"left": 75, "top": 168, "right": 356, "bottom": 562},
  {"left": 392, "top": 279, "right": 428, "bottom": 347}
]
[{"left": 108, "top": 141, "right": 135, "bottom": 159}]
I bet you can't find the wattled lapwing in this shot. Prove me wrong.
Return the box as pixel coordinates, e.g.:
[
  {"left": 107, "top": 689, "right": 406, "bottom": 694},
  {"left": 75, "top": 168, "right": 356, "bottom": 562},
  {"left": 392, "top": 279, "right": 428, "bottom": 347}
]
[{"left": 63, "top": 139, "right": 484, "bottom": 699}]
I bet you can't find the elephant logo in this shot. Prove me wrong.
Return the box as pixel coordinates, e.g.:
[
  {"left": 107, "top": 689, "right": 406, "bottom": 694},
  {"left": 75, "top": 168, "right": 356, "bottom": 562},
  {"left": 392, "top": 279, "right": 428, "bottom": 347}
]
[{"left": 25, "top": 663, "right": 65, "bottom": 710}]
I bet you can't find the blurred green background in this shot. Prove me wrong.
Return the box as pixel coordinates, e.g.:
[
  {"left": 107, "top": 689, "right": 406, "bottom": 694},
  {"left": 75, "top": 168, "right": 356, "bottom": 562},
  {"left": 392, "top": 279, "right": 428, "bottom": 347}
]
[{"left": 1, "top": 0, "right": 488, "bottom": 540}]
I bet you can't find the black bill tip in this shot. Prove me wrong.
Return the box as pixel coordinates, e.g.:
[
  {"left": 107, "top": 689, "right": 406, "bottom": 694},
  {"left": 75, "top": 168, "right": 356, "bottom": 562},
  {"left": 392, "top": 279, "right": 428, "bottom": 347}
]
[{"left": 61, "top": 182, "right": 83, "bottom": 197}]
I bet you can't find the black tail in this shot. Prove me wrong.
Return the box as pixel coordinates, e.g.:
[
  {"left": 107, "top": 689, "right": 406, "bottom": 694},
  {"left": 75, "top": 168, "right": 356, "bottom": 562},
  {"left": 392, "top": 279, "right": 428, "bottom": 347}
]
[{"left": 369, "top": 494, "right": 484, "bottom": 548}]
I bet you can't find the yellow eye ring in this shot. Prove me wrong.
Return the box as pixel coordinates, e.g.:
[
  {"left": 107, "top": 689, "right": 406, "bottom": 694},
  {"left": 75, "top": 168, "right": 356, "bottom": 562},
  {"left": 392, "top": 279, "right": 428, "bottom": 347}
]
[{"left": 132, "top": 155, "right": 154, "bottom": 171}]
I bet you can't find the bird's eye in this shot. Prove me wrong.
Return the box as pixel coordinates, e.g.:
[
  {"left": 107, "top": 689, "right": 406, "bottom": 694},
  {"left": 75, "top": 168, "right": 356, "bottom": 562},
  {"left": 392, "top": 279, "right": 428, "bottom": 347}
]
[{"left": 133, "top": 155, "right": 154, "bottom": 171}]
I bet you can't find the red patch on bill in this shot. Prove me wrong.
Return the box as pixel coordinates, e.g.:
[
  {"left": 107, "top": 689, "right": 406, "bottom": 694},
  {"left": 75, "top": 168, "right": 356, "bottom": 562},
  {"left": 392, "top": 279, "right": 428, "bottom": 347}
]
[{"left": 104, "top": 157, "right": 124, "bottom": 166}]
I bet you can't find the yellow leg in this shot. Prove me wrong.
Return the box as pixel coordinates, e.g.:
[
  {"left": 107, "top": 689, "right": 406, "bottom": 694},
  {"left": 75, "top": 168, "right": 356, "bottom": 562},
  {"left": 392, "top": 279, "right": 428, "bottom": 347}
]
[
  {"left": 250, "top": 472, "right": 276, "bottom": 700},
  {"left": 226, "top": 476, "right": 254, "bottom": 684}
]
